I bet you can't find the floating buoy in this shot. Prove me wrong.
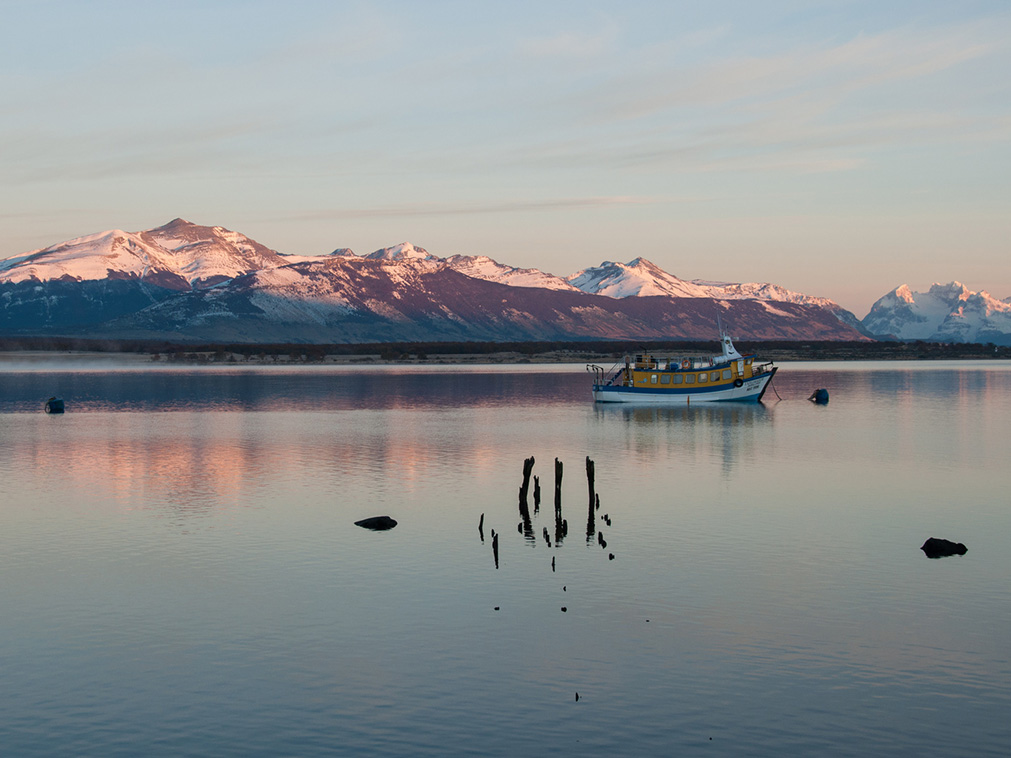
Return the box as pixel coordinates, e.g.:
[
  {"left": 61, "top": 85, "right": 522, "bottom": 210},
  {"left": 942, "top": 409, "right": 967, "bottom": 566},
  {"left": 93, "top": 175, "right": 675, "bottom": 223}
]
[
  {"left": 44, "top": 397, "right": 65, "bottom": 414},
  {"left": 808, "top": 388, "right": 829, "bottom": 404}
]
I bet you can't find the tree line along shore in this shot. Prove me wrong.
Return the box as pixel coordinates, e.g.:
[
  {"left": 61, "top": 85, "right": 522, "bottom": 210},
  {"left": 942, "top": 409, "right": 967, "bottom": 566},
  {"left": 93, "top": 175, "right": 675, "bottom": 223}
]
[{"left": 0, "top": 337, "right": 1006, "bottom": 364}]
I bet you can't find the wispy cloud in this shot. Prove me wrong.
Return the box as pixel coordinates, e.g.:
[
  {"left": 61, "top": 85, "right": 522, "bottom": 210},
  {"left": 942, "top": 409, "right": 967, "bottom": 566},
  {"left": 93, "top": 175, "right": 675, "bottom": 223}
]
[
  {"left": 518, "top": 24, "right": 619, "bottom": 60},
  {"left": 293, "top": 195, "right": 674, "bottom": 221}
]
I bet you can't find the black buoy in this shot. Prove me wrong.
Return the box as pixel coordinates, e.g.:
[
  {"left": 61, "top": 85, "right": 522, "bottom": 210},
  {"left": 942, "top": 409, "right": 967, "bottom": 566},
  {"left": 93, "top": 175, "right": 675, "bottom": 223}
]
[
  {"left": 44, "top": 397, "right": 65, "bottom": 414},
  {"left": 808, "top": 388, "right": 829, "bottom": 404}
]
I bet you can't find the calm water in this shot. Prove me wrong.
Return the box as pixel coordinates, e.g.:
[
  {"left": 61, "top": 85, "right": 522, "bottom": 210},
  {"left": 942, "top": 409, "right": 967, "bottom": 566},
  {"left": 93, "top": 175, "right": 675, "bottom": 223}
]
[{"left": 1, "top": 360, "right": 1009, "bottom": 756}]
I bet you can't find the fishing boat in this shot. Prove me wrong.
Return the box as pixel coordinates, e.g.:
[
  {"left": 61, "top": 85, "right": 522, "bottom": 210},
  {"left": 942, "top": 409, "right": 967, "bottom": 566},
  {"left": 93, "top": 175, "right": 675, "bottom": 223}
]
[{"left": 587, "top": 330, "right": 776, "bottom": 404}]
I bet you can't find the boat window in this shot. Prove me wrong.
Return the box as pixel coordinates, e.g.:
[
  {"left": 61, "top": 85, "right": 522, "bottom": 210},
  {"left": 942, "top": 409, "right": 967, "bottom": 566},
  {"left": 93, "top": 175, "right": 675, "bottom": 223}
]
[
  {"left": 698, "top": 373, "right": 708, "bottom": 383},
  {"left": 722, "top": 369, "right": 732, "bottom": 380},
  {"left": 650, "top": 374, "right": 658, "bottom": 384},
  {"left": 685, "top": 374, "right": 695, "bottom": 384},
  {"left": 660, "top": 375, "right": 670, "bottom": 384},
  {"left": 711, "top": 371, "right": 720, "bottom": 381},
  {"left": 673, "top": 374, "right": 683, "bottom": 384},
  {"left": 745, "top": 358, "right": 752, "bottom": 365}
]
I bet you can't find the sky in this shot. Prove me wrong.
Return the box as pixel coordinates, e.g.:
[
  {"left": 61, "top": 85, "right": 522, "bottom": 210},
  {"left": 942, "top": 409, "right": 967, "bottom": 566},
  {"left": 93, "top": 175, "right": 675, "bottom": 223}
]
[{"left": 1, "top": 0, "right": 1008, "bottom": 317}]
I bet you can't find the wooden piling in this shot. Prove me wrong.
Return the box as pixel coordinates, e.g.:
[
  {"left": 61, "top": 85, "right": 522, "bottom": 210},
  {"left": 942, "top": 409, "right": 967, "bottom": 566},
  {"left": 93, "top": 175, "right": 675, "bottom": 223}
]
[
  {"left": 554, "top": 458, "right": 563, "bottom": 510},
  {"left": 518, "top": 457, "right": 535, "bottom": 540}
]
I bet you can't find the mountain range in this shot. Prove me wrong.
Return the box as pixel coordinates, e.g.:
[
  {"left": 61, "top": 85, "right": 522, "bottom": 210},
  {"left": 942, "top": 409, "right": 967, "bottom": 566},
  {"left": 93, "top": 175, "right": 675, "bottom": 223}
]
[
  {"left": 0, "top": 218, "right": 1004, "bottom": 344},
  {"left": 863, "top": 282, "right": 1011, "bottom": 345}
]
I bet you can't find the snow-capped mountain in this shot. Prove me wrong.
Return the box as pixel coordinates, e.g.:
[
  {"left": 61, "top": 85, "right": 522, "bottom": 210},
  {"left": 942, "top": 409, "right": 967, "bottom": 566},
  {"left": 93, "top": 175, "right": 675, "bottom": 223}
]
[
  {"left": 0, "top": 218, "right": 288, "bottom": 290},
  {"left": 105, "top": 255, "right": 866, "bottom": 343},
  {"left": 0, "top": 219, "right": 872, "bottom": 343},
  {"left": 862, "top": 282, "right": 1011, "bottom": 345},
  {"left": 443, "top": 255, "right": 579, "bottom": 291},
  {"left": 361, "top": 242, "right": 440, "bottom": 263},
  {"left": 563, "top": 258, "right": 865, "bottom": 331},
  {"left": 566, "top": 258, "right": 711, "bottom": 298}
]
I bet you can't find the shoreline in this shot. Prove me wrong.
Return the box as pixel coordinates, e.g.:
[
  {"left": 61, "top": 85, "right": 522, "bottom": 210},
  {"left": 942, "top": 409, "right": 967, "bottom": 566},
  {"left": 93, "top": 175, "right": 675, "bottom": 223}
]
[{"left": 0, "top": 345, "right": 1007, "bottom": 366}]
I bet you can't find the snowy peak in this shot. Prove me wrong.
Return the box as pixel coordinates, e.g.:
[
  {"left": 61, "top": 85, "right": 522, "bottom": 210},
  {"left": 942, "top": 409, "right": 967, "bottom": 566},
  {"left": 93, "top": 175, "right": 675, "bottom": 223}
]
[
  {"left": 140, "top": 218, "right": 288, "bottom": 286},
  {"left": 363, "top": 242, "right": 437, "bottom": 261},
  {"left": 862, "top": 281, "right": 1011, "bottom": 343},
  {"left": 566, "top": 258, "right": 710, "bottom": 298},
  {"left": 926, "top": 281, "right": 971, "bottom": 303},
  {"left": 0, "top": 228, "right": 186, "bottom": 288},
  {"left": 0, "top": 219, "right": 289, "bottom": 290},
  {"left": 443, "top": 254, "right": 579, "bottom": 291}
]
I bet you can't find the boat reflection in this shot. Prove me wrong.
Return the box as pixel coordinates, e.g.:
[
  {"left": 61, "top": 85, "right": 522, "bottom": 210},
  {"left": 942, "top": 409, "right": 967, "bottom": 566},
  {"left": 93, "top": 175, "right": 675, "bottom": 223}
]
[{"left": 593, "top": 402, "right": 772, "bottom": 477}]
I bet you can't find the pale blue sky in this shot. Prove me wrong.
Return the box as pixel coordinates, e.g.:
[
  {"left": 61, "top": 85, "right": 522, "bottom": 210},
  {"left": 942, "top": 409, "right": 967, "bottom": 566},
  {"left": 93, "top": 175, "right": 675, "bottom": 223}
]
[{"left": 1, "top": 0, "right": 1008, "bottom": 315}]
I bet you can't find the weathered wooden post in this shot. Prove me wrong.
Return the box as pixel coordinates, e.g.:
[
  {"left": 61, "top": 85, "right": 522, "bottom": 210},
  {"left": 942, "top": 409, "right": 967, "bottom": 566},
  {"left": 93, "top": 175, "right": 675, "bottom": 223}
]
[
  {"left": 586, "top": 456, "right": 595, "bottom": 508},
  {"left": 533, "top": 475, "right": 541, "bottom": 513},
  {"left": 519, "top": 456, "right": 535, "bottom": 504},
  {"left": 478, "top": 512, "right": 485, "bottom": 542},
  {"left": 554, "top": 458, "right": 563, "bottom": 509},
  {"left": 492, "top": 529, "right": 499, "bottom": 570},
  {"left": 554, "top": 457, "right": 567, "bottom": 545},
  {"left": 518, "top": 456, "right": 535, "bottom": 540}
]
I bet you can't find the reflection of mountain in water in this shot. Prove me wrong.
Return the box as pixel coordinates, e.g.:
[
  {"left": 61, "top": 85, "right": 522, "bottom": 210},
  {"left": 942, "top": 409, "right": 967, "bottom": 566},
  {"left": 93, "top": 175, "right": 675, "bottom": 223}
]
[
  {"left": 0, "top": 367, "right": 588, "bottom": 413},
  {"left": 594, "top": 403, "right": 771, "bottom": 477}
]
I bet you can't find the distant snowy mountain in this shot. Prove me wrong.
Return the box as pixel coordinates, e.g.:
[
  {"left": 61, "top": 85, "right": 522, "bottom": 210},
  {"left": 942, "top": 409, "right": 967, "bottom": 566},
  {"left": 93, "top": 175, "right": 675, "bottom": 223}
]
[
  {"left": 104, "top": 256, "right": 866, "bottom": 343},
  {"left": 862, "top": 282, "right": 1011, "bottom": 345},
  {"left": 0, "top": 219, "right": 870, "bottom": 342},
  {"left": 0, "top": 218, "right": 287, "bottom": 290},
  {"left": 444, "top": 255, "right": 579, "bottom": 291},
  {"left": 563, "top": 257, "right": 865, "bottom": 331},
  {"left": 566, "top": 258, "right": 711, "bottom": 298},
  {"left": 361, "top": 242, "right": 441, "bottom": 263}
]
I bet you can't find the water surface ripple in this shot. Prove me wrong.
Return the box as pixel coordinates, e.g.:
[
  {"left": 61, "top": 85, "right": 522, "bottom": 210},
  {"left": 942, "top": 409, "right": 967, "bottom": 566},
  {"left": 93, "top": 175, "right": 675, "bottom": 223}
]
[{"left": 1, "top": 361, "right": 1009, "bottom": 756}]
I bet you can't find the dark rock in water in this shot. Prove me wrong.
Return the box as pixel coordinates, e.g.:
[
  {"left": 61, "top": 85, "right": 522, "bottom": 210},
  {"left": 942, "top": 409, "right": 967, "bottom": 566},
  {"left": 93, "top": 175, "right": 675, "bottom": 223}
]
[
  {"left": 921, "top": 537, "right": 967, "bottom": 558},
  {"left": 354, "top": 516, "right": 398, "bottom": 531},
  {"left": 808, "top": 388, "right": 829, "bottom": 404},
  {"left": 44, "top": 397, "right": 65, "bottom": 414}
]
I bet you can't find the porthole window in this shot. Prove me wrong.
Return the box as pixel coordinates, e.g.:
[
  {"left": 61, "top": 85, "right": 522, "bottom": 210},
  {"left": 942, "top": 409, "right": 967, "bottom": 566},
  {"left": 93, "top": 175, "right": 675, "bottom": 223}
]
[
  {"left": 673, "top": 375, "right": 684, "bottom": 384},
  {"left": 685, "top": 374, "right": 695, "bottom": 384},
  {"left": 722, "top": 369, "right": 732, "bottom": 380},
  {"left": 711, "top": 371, "right": 720, "bottom": 381},
  {"left": 660, "top": 375, "right": 670, "bottom": 384},
  {"left": 651, "top": 374, "right": 658, "bottom": 384},
  {"left": 699, "top": 373, "right": 708, "bottom": 383}
]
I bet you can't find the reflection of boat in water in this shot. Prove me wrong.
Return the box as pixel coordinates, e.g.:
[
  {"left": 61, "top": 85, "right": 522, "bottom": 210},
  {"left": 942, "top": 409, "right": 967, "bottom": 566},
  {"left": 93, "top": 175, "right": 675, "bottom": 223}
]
[{"left": 587, "top": 330, "right": 777, "bottom": 404}]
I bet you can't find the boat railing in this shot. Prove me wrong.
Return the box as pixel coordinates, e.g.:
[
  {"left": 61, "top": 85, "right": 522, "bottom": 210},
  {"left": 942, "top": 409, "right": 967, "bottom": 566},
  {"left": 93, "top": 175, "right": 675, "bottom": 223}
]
[
  {"left": 753, "top": 361, "right": 775, "bottom": 376},
  {"left": 587, "top": 364, "right": 605, "bottom": 386}
]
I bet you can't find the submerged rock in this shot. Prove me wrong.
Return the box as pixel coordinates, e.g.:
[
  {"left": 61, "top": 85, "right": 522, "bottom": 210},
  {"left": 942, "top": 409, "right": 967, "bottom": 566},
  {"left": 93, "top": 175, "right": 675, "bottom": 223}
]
[
  {"left": 355, "top": 516, "right": 398, "bottom": 531},
  {"left": 920, "top": 537, "right": 967, "bottom": 558}
]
